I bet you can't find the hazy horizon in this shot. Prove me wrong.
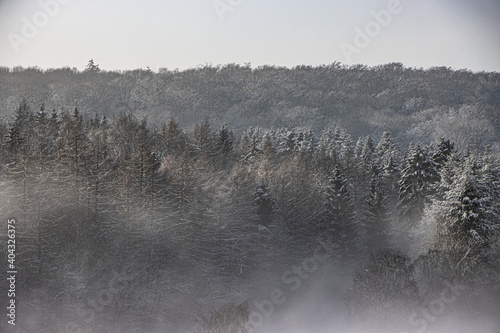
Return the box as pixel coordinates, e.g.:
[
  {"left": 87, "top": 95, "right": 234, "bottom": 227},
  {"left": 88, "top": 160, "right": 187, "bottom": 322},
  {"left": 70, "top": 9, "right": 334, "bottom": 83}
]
[{"left": 1, "top": 0, "right": 499, "bottom": 72}]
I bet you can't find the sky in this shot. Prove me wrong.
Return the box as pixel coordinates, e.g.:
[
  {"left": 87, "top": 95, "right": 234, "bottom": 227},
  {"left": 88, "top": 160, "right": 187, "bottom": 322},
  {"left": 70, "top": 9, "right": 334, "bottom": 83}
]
[{"left": 0, "top": 0, "right": 499, "bottom": 72}]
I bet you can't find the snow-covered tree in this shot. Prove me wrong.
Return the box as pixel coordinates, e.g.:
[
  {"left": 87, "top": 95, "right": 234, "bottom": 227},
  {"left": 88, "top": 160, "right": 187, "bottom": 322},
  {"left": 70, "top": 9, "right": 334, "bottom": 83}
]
[
  {"left": 191, "top": 118, "right": 214, "bottom": 156},
  {"left": 432, "top": 138, "right": 454, "bottom": 168},
  {"left": 215, "top": 124, "right": 235, "bottom": 161},
  {"left": 253, "top": 179, "right": 275, "bottom": 227},
  {"left": 432, "top": 155, "right": 499, "bottom": 251},
  {"left": 261, "top": 131, "right": 276, "bottom": 159},
  {"left": 160, "top": 117, "right": 186, "bottom": 156},
  {"left": 363, "top": 174, "right": 391, "bottom": 252},
  {"left": 323, "top": 166, "right": 359, "bottom": 258},
  {"left": 397, "top": 144, "right": 439, "bottom": 229},
  {"left": 84, "top": 58, "right": 101, "bottom": 73},
  {"left": 375, "top": 131, "right": 397, "bottom": 170},
  {"left": 314, "top": 128, "right": 337, "bottom": 175}
]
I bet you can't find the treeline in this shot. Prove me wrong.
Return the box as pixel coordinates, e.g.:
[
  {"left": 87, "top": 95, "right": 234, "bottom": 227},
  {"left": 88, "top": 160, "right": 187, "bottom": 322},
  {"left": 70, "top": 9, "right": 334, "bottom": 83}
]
[
  {"left": 1, "top": 63, "right": 499, "bottom": 150},
  {"left": 0, "top": 100, "right": 499, "bottom": 332}
]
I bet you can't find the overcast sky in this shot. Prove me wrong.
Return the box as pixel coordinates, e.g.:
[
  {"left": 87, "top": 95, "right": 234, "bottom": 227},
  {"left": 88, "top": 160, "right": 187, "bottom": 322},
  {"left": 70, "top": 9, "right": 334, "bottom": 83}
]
[{"left": 0, "top": 0, "right": 499, "bottom": 72}]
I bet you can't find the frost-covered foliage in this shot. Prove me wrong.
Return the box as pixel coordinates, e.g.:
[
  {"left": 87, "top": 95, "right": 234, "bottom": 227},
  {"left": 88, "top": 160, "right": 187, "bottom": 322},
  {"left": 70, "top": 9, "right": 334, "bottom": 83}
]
[
  {"left": 1, "top": 64, "right": 499, "bottom": 150},
  {"left": 431, "top": 154, "right": 499, "bottom": 250},
  {"left": 346, "top": 250, "right": 420, "bottom": 330},
  {"left": 0, "top": 99, "right": 499, "bottom": 332},
  {"left": 200, "top": 302, "right": 251, "bottom": 333}
]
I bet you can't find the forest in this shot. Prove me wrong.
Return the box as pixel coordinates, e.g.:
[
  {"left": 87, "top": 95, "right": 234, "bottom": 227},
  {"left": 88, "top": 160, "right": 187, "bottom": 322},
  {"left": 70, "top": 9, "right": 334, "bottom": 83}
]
[
  {"left": 0, "top": 63, "right": 499, "bottom": 333},
  {"left": 0, "top": 62, "right": 499, "bottom": 150}
]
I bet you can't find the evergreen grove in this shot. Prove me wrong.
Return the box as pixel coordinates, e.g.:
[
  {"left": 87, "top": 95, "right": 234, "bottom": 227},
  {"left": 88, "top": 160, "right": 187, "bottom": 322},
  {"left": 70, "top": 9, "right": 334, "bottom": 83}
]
[{"left": 0, "top": 99, "right": 499, "bottom": 332}]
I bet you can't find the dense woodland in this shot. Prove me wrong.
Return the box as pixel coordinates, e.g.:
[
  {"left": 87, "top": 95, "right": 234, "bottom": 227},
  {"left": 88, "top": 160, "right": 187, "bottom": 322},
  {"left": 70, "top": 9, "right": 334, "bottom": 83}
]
[
  {"left": 0, "top": 62, "right": 499, "bottom": 150},
  {"left": 0, "top": 63, "right": 499, "bottom": 332}
]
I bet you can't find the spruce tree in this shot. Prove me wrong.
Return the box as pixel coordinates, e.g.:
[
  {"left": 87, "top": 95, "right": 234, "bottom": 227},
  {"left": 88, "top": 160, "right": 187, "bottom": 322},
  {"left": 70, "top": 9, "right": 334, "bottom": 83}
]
[
  {"left": 84, "top": 58, "right": 101, "bottom": 72},
  {"left": 261, "top": 132, "right": 275, "bottom": 160},
  {"left": 363, "top": 174, "right": 391, "bottom": 252},
  {"left": 433, "top": 155, "right": 498, "bottom": 251},
  {"left": 432, "top": 138, "right": 455, "bottom": 172},
  {"left": 397, "top": 144, "right": 439, "bottom": 229},
  {"left": 253, "top": 179, "right": 275, "bottom": 227},
  {"left": 375, "top": 131, "right": 397, "bottom": 170},
  {"left": 314, "top": 129, "right": 337, "bottom": 175},
  {"left": 161, "top": 117, "right": 186, "bottom": 156},
  {"left": 191, "top": 118, "right": 213, "bottom": 156},
  {"left": 215, "top": 124, "right": 234, "bottom": 163},
  {"left": 323, "top": 166, "right": 359, "bottom": 258}
]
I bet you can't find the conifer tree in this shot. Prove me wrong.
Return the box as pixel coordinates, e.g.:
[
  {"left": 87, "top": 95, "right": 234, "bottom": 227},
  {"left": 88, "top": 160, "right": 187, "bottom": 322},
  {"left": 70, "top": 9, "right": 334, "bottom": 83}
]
[
  {"left": 363, "top": 174, "right": 391, "bottom": 252},
  {"left": 397, "top": 144, "right": 439, "bottom": 229},
  {"left": 375, "top": 131, "right": 397, "bottom": 169},
  {"left": 432, "top": 137, "right": 455, "bottom": 170},
  {"left": 191, "top": 118, "right": 213, "bottom": 156},
  {"left": 314, "top": 129, "right": 337, "bottom": 175},
  {"left": 261, "top": 132, "right": 275, "bottom": 160},
  {"left": 433, "top": 155, "right": 498, "bottom": 252},
  {"left": 253, "top": 179, "right": 275, "bottom": 227},
  {"left": 5, "top": 99, "right": 33, "bottom": 162},
  {"left": 161, "top": 117, "right": 186, "bottom": 156},
  {"left": 323, "top": 166, "right": 359, "bottom": 258},
  {"left": 215, "top": 124, "right": 234, "bottom": 161},
  {"left": 85, "top": 58, "right": 101, "bottom": 72}
]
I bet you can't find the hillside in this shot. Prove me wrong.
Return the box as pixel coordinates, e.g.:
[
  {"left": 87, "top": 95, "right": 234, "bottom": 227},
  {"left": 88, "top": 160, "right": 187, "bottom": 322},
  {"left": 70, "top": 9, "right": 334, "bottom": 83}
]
[
  {"left": 1, "top": 63, "right": 500, "bottom": 332},
  {"left": 1, "top": 63, "right": 499, "bottom": 151}
]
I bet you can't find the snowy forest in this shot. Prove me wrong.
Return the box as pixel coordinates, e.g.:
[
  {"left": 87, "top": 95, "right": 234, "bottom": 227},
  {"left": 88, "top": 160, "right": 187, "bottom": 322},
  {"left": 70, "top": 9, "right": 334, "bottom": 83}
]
[{"left": 0, "top": 63, "right": 499, "bottom": 333}]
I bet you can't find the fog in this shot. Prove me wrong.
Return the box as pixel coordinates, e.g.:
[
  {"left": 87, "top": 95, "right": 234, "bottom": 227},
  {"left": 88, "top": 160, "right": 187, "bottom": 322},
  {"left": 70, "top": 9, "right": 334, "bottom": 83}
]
[{"left": 0, "top": 65, "right": 499, "bottom": 333}]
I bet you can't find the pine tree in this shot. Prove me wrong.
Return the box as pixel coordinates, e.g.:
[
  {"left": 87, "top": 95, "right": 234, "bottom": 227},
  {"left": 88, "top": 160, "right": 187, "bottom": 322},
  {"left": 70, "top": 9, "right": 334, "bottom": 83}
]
[
  {"left": 215, "top": 124, "right": 234, "bottom": 161},
  {"left": 323, "top": 166, "right": 359, "bottom": 258},
  {"left": 354, "top": 137, "right": 364, "bottom": 162},
  {"left": 294, "top": 128, "right": 315, "bottom": 154},
  {"left": 314, "top": 129, "right": 337, "bottom": 175},
  {"left": 84, "top": 58, "right": 101, "bottom": 72},
  {"left": 56, "top": 107, "right": 87, "bottom": 170},
  {"left": 261, "top": 132, "right": 275, "bottom": 160},
  {"left": 5, "top": 100, "right": 35, "bottom": 208},
  {"left": 433, "top": 155, "right": 498, "bottom": 252},
  {"left": 361, "top": 136, "right": 375, "bottom": 164},
  {"left": 381, "top": 154, "right": 400, "bottom": 209},
  {"left": 270, "top": 154, "right": 322, "bottom": 251},
  {"left": 432, "top": 137, "right": 455, "bottom": 170},
  {"left": 85, "top": 114, "right": 114, "bottom": 223},
  {"left": 34, "top": 105, "right": 51, "bottom": 170},
  {"left": 338, "top": 130, "right": 353, "bottom": 171},
  {"left": 5, "top": 99, "right": 33, "bottom": 162},
  {"left": 132, "top": 119, "right": 154, "bottom": 196},
  {"left": 397, "top": 144, "right": 439, "bottom": 229},
  {"left": 161, "top": 117, "right": 186, "bottom": 156},
  {"left": 278, "top": 129, "right": 296, "bottom": 155},
  {"left": 376, "top": 131, "right": 397, "bottom": 170},
  {"left": 363, "top": 174, "right": 391, "bottom": 252},
  {"left": 55, "top": 108, "right": 89, "bottom": 237},
  {"left": 239, "top": 127, "right": 263, "bottom": 161},
  {"left": 191, "top": 118, "right": 213, "bottom": 156},
  {"left": 356, "top": 136, "right": 377, "bottom": 185},
  {"left": 253, "top": 179, "right": 275, "bottom": 227}
]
